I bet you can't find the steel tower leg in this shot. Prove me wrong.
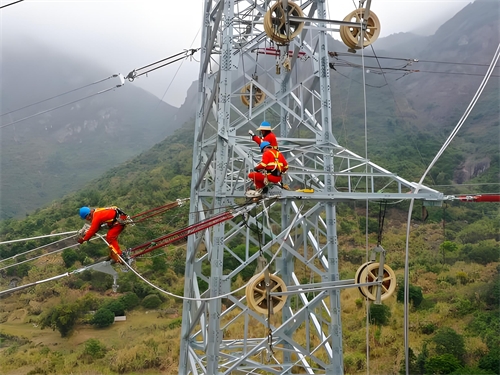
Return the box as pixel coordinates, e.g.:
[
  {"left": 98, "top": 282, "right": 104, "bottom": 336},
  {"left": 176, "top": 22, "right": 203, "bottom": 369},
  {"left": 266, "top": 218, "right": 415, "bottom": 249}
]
[{"left": 179, "top": 0, "right": 443, "bottom": 374}]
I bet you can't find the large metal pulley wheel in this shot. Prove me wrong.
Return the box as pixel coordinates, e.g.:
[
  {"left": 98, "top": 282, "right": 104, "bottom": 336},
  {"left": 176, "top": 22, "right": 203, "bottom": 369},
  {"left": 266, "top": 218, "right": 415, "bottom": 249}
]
[
  {"left": 264, "top": 1, "right": 304, "bottom": 44},
  {"left": 241, "top": 83, "right": 266, "bottom": 107},
  {"left": 246, "top": 274, "right": 287, "bottom": 314},
  {"left": 340, "top": 8, "right": 380, "bottom": 50},
  {"left": 355, "top": 262, "right": 396, "bottom": 301}
]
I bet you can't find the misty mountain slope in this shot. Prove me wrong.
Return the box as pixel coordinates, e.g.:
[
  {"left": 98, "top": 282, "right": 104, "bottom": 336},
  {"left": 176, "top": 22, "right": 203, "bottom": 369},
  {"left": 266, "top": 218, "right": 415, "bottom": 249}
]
[
  {"left": 400, "top": 0, "right": 499, "bottom": 120},
  {"left": 0, "top": 36, "right": 189, "bottom": 219}
]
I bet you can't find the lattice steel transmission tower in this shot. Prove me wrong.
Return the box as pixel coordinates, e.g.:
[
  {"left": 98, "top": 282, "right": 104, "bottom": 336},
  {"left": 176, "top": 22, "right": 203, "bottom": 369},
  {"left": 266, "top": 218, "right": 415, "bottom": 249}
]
[{"left": 179, "top": 0, "right": 442, "bottom": 374}]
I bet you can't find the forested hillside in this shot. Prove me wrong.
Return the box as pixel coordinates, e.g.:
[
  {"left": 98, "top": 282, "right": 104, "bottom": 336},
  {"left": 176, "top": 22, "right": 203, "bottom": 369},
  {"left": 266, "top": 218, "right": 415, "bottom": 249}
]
[{"left": 0, "top": 119, "right": 499, "bottom": 374}]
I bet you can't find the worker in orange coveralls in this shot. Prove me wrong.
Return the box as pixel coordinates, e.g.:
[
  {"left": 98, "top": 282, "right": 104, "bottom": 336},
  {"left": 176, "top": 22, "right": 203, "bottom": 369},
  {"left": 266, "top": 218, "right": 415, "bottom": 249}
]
[
  {"left": 248, "top": 141, "right": 288, "bottom": 194},
  {"left": 77, "top": 206, "right": 130, "bottom": 263},
  {"left": 248, "top": 121, "right": 279, "bottom": 150}
]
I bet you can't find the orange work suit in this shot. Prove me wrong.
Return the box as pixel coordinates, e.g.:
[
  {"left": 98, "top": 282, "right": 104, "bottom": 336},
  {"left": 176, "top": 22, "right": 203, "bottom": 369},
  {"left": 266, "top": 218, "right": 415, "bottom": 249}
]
[
  {"left": 248, "top": 149, "right": 288, "bottom": 189},
  {"left": 251, "top": 131, "right": 278, "bottom": 149},
  {"left": 82, "top": 207, "right": 127, "bottom": 261}
]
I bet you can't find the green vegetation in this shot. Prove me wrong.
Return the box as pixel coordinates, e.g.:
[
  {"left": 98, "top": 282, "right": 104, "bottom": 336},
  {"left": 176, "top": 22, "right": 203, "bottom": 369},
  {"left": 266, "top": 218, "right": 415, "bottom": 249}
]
[
  {"left": 91, "top": 308, "right": 115, "bottom": 328},
  {"left": 0, "top": 64, "right": 499, "bottom": 374}
]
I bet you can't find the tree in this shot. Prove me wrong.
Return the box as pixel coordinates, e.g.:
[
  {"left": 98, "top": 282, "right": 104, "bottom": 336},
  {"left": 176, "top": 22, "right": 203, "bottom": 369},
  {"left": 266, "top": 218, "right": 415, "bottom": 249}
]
[
  {"left": 91, "top": 308, "right": 115, "bottom": 328},
  {"left": 39, "top": 303, "right": 79, "bottom": 337},
  {"left": 62, "top": 248, "right": 79, "bottom": 267},
  {"left": 150, "top": 254, "right": 167, "bottom": 273},
  {"left": 399, "top": 347, "right": 420, "bottom": 375},
  {"left": 432, "top": 327, "right": 466, "bottom": 364},
  {"left": 397, "top": 283, "right": 424, "bottom": 308},
  {"left": 439, "top": 240, "right": 458, "bottom": 264},
  {"left": 425, "top": 354, "right": 461, "bottom": 374}
]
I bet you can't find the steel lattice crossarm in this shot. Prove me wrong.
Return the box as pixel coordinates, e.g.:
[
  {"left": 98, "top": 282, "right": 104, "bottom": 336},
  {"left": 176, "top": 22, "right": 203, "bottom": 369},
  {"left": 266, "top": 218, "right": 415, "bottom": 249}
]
[{"left": 179, "top": 0, "right": 443, "bottom": 374}]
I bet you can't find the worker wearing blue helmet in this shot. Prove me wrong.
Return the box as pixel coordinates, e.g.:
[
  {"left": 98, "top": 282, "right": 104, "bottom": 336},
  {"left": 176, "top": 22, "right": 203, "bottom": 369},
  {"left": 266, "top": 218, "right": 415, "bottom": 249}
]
[
  {"left": 77, "top": 206, "right": 130, "bottom": 263},
  {"left": 248, "top": 141, "right": 288, "bottom": 192},
  {"left": 248, "top": 121, "right": 278, "bottom": 149}
]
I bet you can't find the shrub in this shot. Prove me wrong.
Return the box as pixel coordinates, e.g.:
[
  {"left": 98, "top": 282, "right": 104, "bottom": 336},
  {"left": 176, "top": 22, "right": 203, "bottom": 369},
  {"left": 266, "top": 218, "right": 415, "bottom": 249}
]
[
  {"left": 478, "top": 349, "right": 500, "bottom": 374},
  {"left": 168, "top": 318, "right": 182, "bottom": 330},
  {"left": 421, "top": 322, "right": 437, "bottom": 335},
  {"left": 91, "top": 308, "right": 115, "bottom": 328},
  {"left": 120, "top": 292, "right": 140, "bottom": 310},
  {"left": 83, "top": 338, "right": 107, "bottom": 359},
  {"left": 464, "top": 240, "right": 500, "bottom": 265},
  {"left": 102, "top": 299, "right": 125, "bottom": 316},
  {"left": 142, "top": 294, "right": 162, "bottom": 309},
  {"left": 455, "top": 271, "right": 469, "bottom": 285},
  {"left": 369, "top": 303, "right": 391, "bottom": 326}
]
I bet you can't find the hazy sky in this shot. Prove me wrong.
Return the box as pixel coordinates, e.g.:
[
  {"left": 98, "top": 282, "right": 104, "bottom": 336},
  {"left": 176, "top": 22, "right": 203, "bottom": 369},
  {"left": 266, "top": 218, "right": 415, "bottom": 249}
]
[{"left": 1, "top": 0, "right": 470, "bottom": 107}]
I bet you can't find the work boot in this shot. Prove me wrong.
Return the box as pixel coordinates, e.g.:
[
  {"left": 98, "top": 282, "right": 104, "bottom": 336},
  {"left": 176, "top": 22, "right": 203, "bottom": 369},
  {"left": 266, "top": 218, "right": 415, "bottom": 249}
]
[{"left": 262, "top": 186, "right": 269, "bottom": 194}]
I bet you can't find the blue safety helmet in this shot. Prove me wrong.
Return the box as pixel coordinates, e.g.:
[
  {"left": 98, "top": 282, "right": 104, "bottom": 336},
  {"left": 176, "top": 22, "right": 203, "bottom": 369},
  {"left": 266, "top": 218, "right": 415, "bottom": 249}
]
[
  {"left": 260, "top": 141, "right": 271, "bottom": 152},
  {"left": 79, "top": 206, "right": 91, "bottom": 219},
  {"left": 257, "top": 121, "right": 272, "bottom": 131}
]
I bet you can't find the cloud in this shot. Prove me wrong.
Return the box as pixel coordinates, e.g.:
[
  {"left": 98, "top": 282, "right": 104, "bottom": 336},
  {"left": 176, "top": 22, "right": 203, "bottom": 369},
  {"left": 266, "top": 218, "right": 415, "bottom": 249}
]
[{"left": 1, "top": 0, "right": 468, "bottom": 107}]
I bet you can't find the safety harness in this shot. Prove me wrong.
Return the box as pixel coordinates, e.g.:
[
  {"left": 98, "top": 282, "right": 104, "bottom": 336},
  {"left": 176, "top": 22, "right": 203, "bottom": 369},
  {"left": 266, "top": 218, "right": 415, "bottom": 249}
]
[
  {"left": 266, "top": 149, "right": 285, "bottom": 177},
  {"left": 94, "top": 206, "right": 131, "bottom": 226}
]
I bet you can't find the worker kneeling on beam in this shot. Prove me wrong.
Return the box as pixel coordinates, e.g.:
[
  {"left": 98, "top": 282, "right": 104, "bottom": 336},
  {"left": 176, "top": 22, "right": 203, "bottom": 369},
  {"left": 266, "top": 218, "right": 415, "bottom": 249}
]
[
  {"left": 247, "top": 141, "right": 288, "bottom": 197},
  {"left": 77, "top": 206, "right": 131, "bottom": 263}
]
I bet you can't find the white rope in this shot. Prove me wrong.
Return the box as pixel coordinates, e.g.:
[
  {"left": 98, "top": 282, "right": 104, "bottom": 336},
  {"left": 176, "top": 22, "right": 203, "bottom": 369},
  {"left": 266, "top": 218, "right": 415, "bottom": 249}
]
[
  {"left": 0, "top": 235, "right": 77, "bottom": 263},
  {"left": 0, "top": 243, "right": 79, "bottom": 271},
  {"left": 0, "top": 230, "right": 78, "bottom": 245},
  {"left": 0, "top": 230, "right": 108, "bottom": 269},
  {"left": 119, "top": 206, "right": 302, "bottom": 302},
  {"left": 403, "top": 42, "right": 500, "bottom": 375}
]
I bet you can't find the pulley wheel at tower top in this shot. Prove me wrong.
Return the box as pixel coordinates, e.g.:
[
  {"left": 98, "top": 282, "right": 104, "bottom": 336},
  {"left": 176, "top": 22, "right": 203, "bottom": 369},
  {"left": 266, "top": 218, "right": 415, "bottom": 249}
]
[
  {"left": 264, "top": 1, "right": 304, "bottom": 45},
  {"left": 241, "top": 83, "right": 266, "bottom": 107},
  {"left": 246, "top": 274, "right": 287, "bottom": 314},
  {"left": 356, "top": 262, "right": 396, "bottom": 301},
  {"left": 340, "top": 8, "right": 381, "bottom": 49}
]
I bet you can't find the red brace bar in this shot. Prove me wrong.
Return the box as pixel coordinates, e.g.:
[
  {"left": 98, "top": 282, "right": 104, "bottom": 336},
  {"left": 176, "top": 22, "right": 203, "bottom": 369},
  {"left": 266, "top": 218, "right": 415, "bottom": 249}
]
[
  {"left": 129, "top": 211, "right": 235, "bottom": 258},
  {"left": 456, "top": 194, "right": 500, "bottom": 202}
]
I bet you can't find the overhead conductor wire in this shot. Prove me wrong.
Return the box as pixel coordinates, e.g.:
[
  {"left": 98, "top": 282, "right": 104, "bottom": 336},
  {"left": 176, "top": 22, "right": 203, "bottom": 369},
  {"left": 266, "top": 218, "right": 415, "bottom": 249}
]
[
  {"left": 0, "top": 0, "right": 24, "bottom": 9},
  {"left": 0, "top": 75, "right": 118, "bottom": 117},
  {"left": 119, "top": 204, "right": 303, "bottom": 302},
  {"left": 403, "top": 42, "right": 500, "bottom": 375},
  {"left": 0, "top": 85, "right": 122, "bottom": 129}
]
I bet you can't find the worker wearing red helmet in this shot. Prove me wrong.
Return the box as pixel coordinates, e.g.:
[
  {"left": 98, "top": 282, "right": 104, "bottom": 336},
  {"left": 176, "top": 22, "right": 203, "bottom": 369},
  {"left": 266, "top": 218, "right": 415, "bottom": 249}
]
[
  {"left": 77, "top": 206, "right": 129, "bottom": 263},
  {"left": 248, "top": 141, "right": 288, "bottom": 191},
  {"left": 249, "top": 121, "right": 278, "bottom": 149}
]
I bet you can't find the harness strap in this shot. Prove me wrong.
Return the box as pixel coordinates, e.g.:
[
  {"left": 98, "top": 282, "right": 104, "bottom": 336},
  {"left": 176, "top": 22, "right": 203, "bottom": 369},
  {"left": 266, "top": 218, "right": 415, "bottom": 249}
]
[{"left": 94, "top": 206, "right": 130, "bottom": 225}]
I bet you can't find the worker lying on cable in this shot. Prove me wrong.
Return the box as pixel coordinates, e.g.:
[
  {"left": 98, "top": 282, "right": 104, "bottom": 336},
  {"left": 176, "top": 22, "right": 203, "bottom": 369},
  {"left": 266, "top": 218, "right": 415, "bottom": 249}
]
[
  {"left": 77, "top": 206, "right": 130, "bottom": 263},
  {"left": 248, "top": 141, "right": 288, "bottom": 195}
]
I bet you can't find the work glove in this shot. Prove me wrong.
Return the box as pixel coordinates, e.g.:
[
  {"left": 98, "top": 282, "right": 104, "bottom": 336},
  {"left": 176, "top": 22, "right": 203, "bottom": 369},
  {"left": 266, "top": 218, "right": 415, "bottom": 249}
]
[
  {"left": 248, "top": 130, "right": 254, "bottom": 137},
  {"left": 253, "top": 167, "right": 260, "bottom": 172},
  {"left": 77, "top": 238, "right": 84, "bottom": 244}
]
